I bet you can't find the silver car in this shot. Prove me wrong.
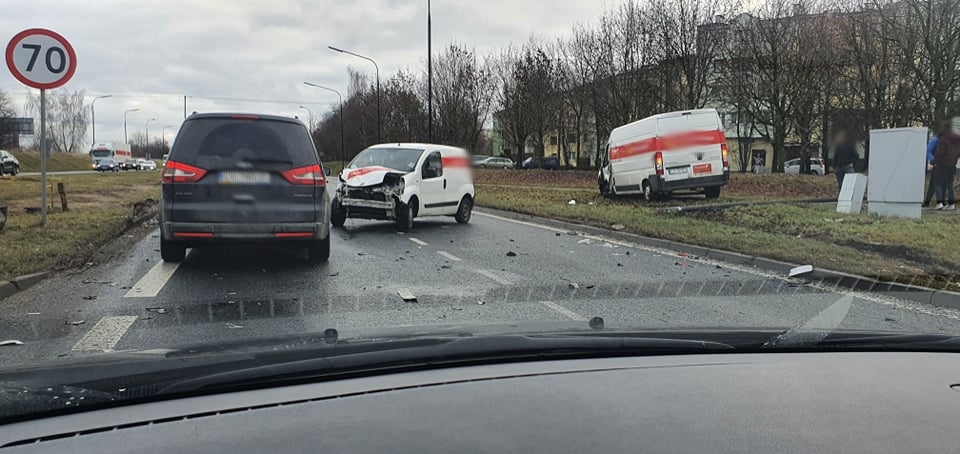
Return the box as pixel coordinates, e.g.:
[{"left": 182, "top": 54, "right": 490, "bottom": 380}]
[
  {"left": 784, "top": 158, "right": 826, "bottom": 175},
  {"left": 0, "top": 150, "right": 20, "bottom": 176},
  {"left": 137, "top": 159, "right": 157, "bottom": 171},
  {"left": 476, "top": 156, "right": 515, "bottom": 169}
]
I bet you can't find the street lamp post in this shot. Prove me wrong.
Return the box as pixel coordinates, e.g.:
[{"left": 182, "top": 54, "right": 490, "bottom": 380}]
[
  {"left": 145, "top": 118, "right": 156, "bottom": 159},
  {"left": 123, "top": 108, "right": 140, "bottom": 145},
  {"left": 328, "top": 46, "right": 380, "bottom": 142},
  {"left": 304, "top": 82, "right": 345, "bottom": 164},
  {"left": 162, "top": 125, "right": 174, "bottom": 151},
  {"left": 91, "top": 95, "right": 112, "bottom": 145},
  {"left": 299, "top": 105, "right": 314, "bottom": 129},
  {"left": 428, "top": 0, "right": 433, "bottom": 142}
]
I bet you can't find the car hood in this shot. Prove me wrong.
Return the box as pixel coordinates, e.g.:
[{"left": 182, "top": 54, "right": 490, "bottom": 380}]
[{"left": 340, "top": 166, "right": 408, "bottom": 188}]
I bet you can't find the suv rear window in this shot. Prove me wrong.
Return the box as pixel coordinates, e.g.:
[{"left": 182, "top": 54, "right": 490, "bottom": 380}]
[{"left": 170, "top": 118, "right": 318, "bottom": 169}]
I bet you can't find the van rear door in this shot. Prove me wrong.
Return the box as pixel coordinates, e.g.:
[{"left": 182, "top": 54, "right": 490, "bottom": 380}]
[{"left": 656, "top": 112, "right": 725, "bottom": 185}]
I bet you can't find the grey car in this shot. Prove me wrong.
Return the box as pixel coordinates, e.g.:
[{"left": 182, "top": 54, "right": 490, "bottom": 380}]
[
  {"left": 159, "top": 113, "right": 331, "bottom": 263},
  {"left": 0, "top": 150, "right": 19, "bottom": 176}
]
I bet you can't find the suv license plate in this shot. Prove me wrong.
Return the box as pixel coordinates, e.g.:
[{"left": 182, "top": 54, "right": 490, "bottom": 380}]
[
  {"left": 219, "top": 171, "right": 271, "bottom": 185},
  {"left": 667, "top": 167, "right": 688, "bottom": 175}
]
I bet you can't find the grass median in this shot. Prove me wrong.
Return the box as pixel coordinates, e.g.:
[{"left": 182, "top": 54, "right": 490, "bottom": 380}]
[
  {"left": 11, "top": 150, "right": 95, "bottom": 172},
  {"left": 0, "top": 171, "right": 161, "bottom": 282},
  {"left": 474, "top": 170, "right": 960, "bottom": 290}
]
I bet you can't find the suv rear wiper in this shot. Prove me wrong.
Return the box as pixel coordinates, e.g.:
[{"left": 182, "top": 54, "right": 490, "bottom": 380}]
[{"left": 157, "top": 334, "right": 736, "bottom": 395}]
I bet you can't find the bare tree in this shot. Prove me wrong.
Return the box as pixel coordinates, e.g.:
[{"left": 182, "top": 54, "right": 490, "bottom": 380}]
[
  {"left": 429, "top": 44, "right": 495, "bottom": 151},
  {"left": 516, "top": 42, "right": 564, "bottom": 159},
  {"left": 493, "top": 46, "right": 530, "bottom": 161},
  {"left": 25, "top": 89, "right": 88, "bottom": 153}
]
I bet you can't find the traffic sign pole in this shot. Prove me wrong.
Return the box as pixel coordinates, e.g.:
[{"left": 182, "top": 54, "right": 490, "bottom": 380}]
[{"left": 40, "top": 88, "right": 47, "bottom": 226}]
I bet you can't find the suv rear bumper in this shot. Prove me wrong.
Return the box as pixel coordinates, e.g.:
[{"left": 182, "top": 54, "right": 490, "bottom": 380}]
[
  {"left": 162, "top": 221, "right": 329, "bottom": 243},
  {"left": 650, "top": 172, "right": 730, "bottom": 193}
]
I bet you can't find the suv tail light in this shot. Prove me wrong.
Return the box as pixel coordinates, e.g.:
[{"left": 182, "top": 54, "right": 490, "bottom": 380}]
[
  {"left": 655, "top": 152, "right": 664, "bottom": 175},
  {"left": 721, "top": 144, "right": 730, "bottom": 171},
  {"left": 162, "top": 161, "right": 207, "bottom": 183},
  {"left": 282, "top": 164, "right": 326, "bottom": 186}
]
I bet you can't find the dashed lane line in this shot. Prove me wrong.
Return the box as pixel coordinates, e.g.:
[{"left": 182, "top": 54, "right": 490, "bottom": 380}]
[
  {"left": 124, "top": 262, "right": 180, "bottom": 298},
  {"left": 539, "top": 301, "right": 587, "bottom": 321},
  {"left": 476, "top": 269, "right": 513, "bottom": 286},
  {"left": 409, "top": 238, "right": 429, "bottom": 247},
  {"left": 437, "top": 251, "right": 463, "bottom": 262},
  {"left": 71, "top": 316, "right": 139, "bottom": 352}
]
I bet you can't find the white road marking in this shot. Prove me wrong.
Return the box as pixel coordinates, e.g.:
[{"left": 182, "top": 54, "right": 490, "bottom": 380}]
[
  {"left": 765, "top": 295, "right": 854, "bottom": 347},
  {"left": 125, "top": 262, "right": 180, "bottom": 298},
  {"left": 539, "top": 301, "right": 586, "bottom": 321},
  {"left": 408, "top": 238, "right": 429, "bottom": 247},
  {"left": 475, "top": 209, "right": 960, "bottom": 320},
  {"left": 476, "top": 269, "right": 513, "bottom": 286},
  {"left": 437, "top": 251, "right": 463, "bottom": 262},
  {"left": 71, "top": 316, "right": 138, "bottom": 352}
]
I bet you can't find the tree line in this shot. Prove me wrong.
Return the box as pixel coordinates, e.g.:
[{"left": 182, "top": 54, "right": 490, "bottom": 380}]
[{"left": 311, "top": 0, "right": 960, "bottom": 172}]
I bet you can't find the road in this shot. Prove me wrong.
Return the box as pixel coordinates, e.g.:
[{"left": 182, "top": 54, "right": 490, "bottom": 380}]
[{"left": 3, "top": 209, "right": 960, "bottom": 366}]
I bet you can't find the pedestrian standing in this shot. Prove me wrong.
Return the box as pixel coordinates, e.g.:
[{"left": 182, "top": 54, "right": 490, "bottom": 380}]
[
  {"left": 833, "top": 131, "right": 858, "bottom": 191},
  {"left": 931, "top": 121, "right": 960, "bottom": 210},
  {"left": 923, "top": 125, "right": 944, "bottom": 207}
]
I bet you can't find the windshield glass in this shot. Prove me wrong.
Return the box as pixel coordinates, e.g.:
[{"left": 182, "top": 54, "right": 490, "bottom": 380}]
[
  {"left": 4, "top": 0, "right": 960, "bottom": 423},
  {"left": 347, "top": 147, "right": 424, "bottom": 172}
]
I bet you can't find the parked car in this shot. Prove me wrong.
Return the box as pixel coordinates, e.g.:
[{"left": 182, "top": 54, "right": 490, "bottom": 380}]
[
  {"left": 121, "top": 159, "right": 139, "bottom": 171},
  {"left": 332, "top": 144, "right": 475, "bottom": 230},
  {"left": 598, "top": 108, "right": 729, "bottom": 200},
  {"left": 137, "top": 159, "right": 157, "bottom": 171},
  {"left": 0, "top": 150, "right": 19, "bottom": 176},
  {"left": 784, "top": 158, "right": 826, "bottom": 175},
  {"left": 476, "top": 156, "right": 514, "bottom": 169},
  {"left": 521, "top": 156, "right": 560, "bottom": 170},
  {"left": 159, "top": 113, "right": 332, "bottom": 263},
  {"left": 96, "top": 159, "right": 120, "bottom": 172}
]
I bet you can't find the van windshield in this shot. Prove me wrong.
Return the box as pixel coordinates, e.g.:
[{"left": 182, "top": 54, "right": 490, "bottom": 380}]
[{"left": 347, "top": 148, "right": 424, "bottom": 173}]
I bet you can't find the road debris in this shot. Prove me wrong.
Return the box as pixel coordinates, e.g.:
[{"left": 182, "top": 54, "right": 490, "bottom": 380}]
[
  {"left": 27, "top": 312, "right": 40, "bottom": 315},
  {"left": 440, "top": 264, "right": 452, "bottom": 269},
  {"left": 68, "top": 320, "right": 85, "bottom": 326},
  {"left": 577, "top": 239, "right": 592, "bottom": 245},
  {"left": 0, "top": 340, "right": 24, "bottom": 346},
  {"left": 477, "top": 298, "right": 486, "bottom": 305},
  {"left": 789, "top": 265, "right": 814, "bottom": 278},
  {"left": 327, "top": 272, "right": 340, "bottom": 277},
  {"left": 82, "top": 295, "right": 97, "bottom": 301},
  {"left": 568, "top": 283, "right": 580, "bottom": 290},
  {"left": 611, "top": 224, "right": 625, "bottom": 231},
  {"left": 398, "top": 288, "right": 417, "bottom": 302},
  {"left": 225, "top": 322, "right": 244, "bottom": 329},
  {"left": 617, "top": 263, "right": 624, "bottom": 267},
  {"left": 585, "top": 285, "right": 595, "bottom": 289},
  {"left": 602, "top": 243, "right": 614, "bottom": 249},
  {"left": 506, "top": 251, "right": 517, "bottom": 257},
  {"left": 568, "top": 199, "right": 577, "bottom": 205},
  {"left": 146, "top": 307, "right": 169, "bottom": 314},
  {"left": 555, "top": 233, "right": 562, "bottom": 236}
]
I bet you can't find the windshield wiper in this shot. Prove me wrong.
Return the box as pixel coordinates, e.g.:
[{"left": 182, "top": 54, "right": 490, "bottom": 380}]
[{"left": 157, "top": 334, "right": 735, "bottom": 395}]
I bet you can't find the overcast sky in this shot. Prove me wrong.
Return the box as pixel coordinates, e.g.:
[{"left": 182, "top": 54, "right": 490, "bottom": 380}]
[{"left": 1, "top": 0, "right": 610, "bottom": 147}]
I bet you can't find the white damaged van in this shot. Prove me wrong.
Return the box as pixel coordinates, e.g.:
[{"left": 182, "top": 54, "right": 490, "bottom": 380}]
[
  {"left": 332, "top": 144, "right": 475, "bottom": 230},
  {"left": 598, "top": 109, "right": 730, "bottom": 199}
]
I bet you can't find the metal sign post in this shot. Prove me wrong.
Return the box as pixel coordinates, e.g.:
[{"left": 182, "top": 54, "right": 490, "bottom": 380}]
[{"left": 5, "top": 28, "right": 77, "bottom": 227}]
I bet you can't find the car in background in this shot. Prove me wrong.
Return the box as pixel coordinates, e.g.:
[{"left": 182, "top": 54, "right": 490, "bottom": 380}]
[
  {"left": 162, "top": 153, "right": 169, "bottom": 165},
  {"left": 137, "top": 159, "right": 157, "bottom": 171},
  {"left": 96, "top": 158, "right": 120, "bottom": 172},
  {"left": 470, "top": 154, "right": 489, "bottom": 166},
  {"left": 121, "top": 158, "right": 139, "bottom": 171},
  {"left": 0, "top": 150, "right": 20, "bottom": 176},
  {"left": 159, "top": 113, "right": 331, "bottom": 263},
  {"left": 475, "top": 156, "right": 514, "bottom": 169},
  {"left": 785, "top": 158, "right": 826, "bottom": 175},
  {"left": 521, "top": 156, "right": 560, "bottom": 170}
]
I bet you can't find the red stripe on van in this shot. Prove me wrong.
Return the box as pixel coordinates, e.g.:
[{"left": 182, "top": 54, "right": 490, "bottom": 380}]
[
  {"left": 611, "top": 130, "right": 726, "bottom": 161},
  {"left": 441, "top": 156, "right": 471, "bottom": 168}
]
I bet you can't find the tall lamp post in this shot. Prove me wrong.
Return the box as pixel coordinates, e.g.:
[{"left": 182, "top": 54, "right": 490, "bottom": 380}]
[
  {"left": 144, "top": 118, "right": 156, "bottom": 159},
  {"left": 304, "top": 82, "right": 345, "bottom": 164},
  {"left": 91, "top": 95, "right": 112, "bottom": 145},
  {"left": 299, "top": 105, "right": 314, "bottom": 129},
  {"left": 427, "top": 0, "right": 433, "bottom": 142},
  {"left": 123, "top": 108, "right": 139, "bottom": 145},
  {"left": 328, "top": 46, "right": 380, "bottom": 142}
]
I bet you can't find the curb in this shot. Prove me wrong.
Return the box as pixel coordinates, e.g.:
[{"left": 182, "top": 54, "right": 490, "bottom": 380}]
[
  {"left": 0, "top": 272, "right": 49, "bottom": 302},
  {"left": 0, "top": 281, "right": 18, "bottom": 300},
  {"left": 475, "top": 207, "right": 960, "bottom": 311}
]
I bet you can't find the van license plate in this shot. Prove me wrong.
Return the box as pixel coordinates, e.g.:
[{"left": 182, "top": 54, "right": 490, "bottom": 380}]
[
  {"left": 667, "top": 167, "right": 688, "bottom": 175},
  {"left": 219, "top": 171, "right": 270, "bottom": 185},
  {"left": 693, "top": 163, "right": 713, "bottom": 175}
]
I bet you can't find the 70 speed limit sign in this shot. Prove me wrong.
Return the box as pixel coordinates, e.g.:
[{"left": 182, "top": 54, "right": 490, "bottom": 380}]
[{"left": 5, "top": 28, "right": 77, "bottom": 89}]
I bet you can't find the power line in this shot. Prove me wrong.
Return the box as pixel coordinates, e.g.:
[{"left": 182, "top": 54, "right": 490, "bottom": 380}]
[{"left": 84, "top": 92, "right": 337, "bottom": 106}]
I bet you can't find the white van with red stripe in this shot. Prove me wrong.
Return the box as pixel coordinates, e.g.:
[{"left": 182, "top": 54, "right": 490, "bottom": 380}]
[
  {"left": 598, "top": 109, "right": 730, "bottom": 199},
  {"left": 332, "top": 144, "right": 475, "bottom": 230}
]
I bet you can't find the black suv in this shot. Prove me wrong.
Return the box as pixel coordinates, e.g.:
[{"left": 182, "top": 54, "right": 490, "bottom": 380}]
[{"left": 159, "top": 113, "right": 331, "bottom": 262}]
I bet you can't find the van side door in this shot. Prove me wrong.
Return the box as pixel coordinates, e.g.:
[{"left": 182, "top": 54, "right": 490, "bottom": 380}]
[{"left": 418, "top": 151, "right": 446, "bottom": 215}]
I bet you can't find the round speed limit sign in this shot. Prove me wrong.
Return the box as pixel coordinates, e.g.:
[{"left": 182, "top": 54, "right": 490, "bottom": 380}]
[{"left": 5, "top": 28, "right": 77, "bottom": 89}]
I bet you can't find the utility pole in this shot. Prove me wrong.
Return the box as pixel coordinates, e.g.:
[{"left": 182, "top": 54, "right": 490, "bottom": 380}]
[{"left": 428, "top": 0, "right": 434, "bottom": 142}]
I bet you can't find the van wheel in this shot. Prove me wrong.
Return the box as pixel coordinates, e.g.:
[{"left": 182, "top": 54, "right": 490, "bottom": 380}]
[
  {"left": 397, "top": 198, "right": 416, "bottom": 231},
  {"left": 704, "top": 186, "right": 722, "bottom": 199},
  {"left": 160, "top": 237, "right": 186, "bottom": 263},
  {"left": 331, "top": 200, "right": 346, "bottom": 228},
  {"left": 307, "top": 232, "right": 331, "bottom": 262},
  {"left": 642, "top": 182, "right": 652, "bottom": 201},
  {"left": 455, "top": 195, "right": 473, "bottom": 224}
]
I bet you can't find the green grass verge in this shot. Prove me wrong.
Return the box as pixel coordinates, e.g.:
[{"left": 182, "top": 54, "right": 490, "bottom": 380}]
[
  {"left": 0, "top": 172, "right": 160, "bottom": 281},
  {"left": 11, "top": 150, "right": 94, "bottom": 172},
  {"left": 475, "top": 183, "right": 960, "bottom": 290}
]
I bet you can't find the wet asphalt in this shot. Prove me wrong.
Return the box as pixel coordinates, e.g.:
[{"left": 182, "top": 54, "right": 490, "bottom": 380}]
[{"left": 3, "top": 209, "right": 960, "bottom": 367}]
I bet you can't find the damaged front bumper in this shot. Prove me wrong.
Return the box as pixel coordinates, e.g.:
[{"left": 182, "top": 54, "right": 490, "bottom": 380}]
[{"left": 338, "top": 185, "right": 401, "bottom": 221}]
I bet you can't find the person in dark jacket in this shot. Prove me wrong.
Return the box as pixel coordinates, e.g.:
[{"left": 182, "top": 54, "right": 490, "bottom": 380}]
[
  {"left": 930, "top": 121, "right": 960, "bottom": 210},
  {"left": 923, "top": 129, "right": 941, "bottom": 207},
  {"left": 833, "top": 131, "right": 858, "bottom": 191}
]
